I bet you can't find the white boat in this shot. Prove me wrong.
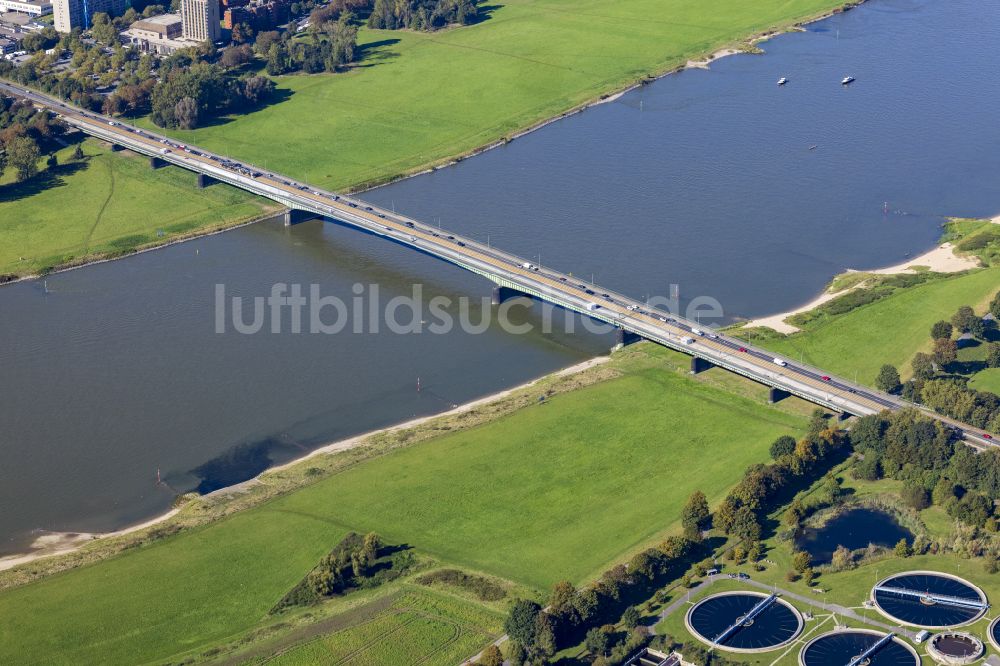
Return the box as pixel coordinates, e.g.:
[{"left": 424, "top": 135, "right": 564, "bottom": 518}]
[
  {"left": 841, "top": 76, "right": 855, "bottom": 85},
  {"left": 777, "top": 77, "right": 788, "bottom": 85}
]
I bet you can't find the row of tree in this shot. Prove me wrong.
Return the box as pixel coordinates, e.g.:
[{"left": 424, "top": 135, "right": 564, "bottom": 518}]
[
  {"left": 715, "top": 412, "right": 849, "bottom": 546},
  {"left": 273, "top": 532, "right": 383, "bottom": 610},
  {"left": 368, "top": 0, "right": 480, "bottom": 30},
  {"left": 503, "top": 536, "right": 700, "bottom": 664}
]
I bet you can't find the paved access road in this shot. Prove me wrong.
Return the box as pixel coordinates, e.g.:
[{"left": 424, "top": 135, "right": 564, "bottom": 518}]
[{"left": 3, "top": 81, "right": 994, "bottom": 449}]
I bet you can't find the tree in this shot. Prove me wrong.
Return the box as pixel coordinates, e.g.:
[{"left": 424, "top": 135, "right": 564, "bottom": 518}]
[
  {"left": 265, "top": 43, "right": 291, "bottom": 75},
  {"left": 621, "top": 605, "right": 640, "bottom": 629},
  {"left": 933, "top": 338, "right": 958, "bottom": 366},
  {"left": 729, "top": 506, "right": 762, "bottom": 543},
  {"left": 821, "top": 474, "right": 842, "bottom": 505},
  {"left": 479, "top": 644, "right": 503, "bottom": 666},
  {"left": 504, "top": 599, "right": 541, "bottom": 648},
  {"left": 894, "top": 538, "right": 912, "bottom": 558},
  {"left": 681, "top": 490, "right": 710, "bottom": 540},
  {"left": 533, "top": 612, "right": 557, "bottom": 658},
  {"left": 912, "top": 352, "right": 935, "bottom": 380},
  {"left": 770, "top": 435, "right": 797, "bottom": 459},
  {"left": 220, "top": 44, "right": 253, "bottom": 68},
  {"left": 548, "top": 580, "right": 576, "bottom": 616},
  {"left": 46, "top": 153, "right": 57, "bottom": 169},
  {"left": 792, "top": 551, "right": 811, "bottom": 573},
  {"left": 6, "top": 135, "right": 40, "bottom": 181},
  {"left": 241, "top": 75, "right": 274, "bottom": 105},
  {"left": 986, "top": 343, "right": 1000, "bottom": 369},
  {"left": 901, "top": 483, "right": 931, "bottom": 510},
  {"left": 802, "top": 567, "right": 816, "bottom": 586},
  {"left": 991, "top": 291, "right": 1000, "bottom": 321},
  {"left": 90, "top": 13, "right": 119, "bottom": 46},
  {"left": 831, "top": 545, "right": 853, "bottom": 571},
  {"left": 71, "top": 143, "right": 84, "bottom": 160},
  {"left": 852, "top": 454, "right": 882, "bottom": 481},
  {"left": 585, "top": 626, "right": 611, "bottom": 657},
  {"left": 969, "top": 316, "right": 986, "bottom": 339},
  {"left": 931, "top": 320, "right": 953, "bottom": 340},
  {"left": 174, "top": 96, "right": 199, "bottom": 130},
  {"left": 875, "top": 364, "right": 902, "bottom": 394},
  {"left": 952, "top": 305, "right": 977, "bottom": 333}
]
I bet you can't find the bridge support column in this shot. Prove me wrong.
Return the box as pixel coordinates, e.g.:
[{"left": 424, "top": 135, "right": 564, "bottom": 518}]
[
  {"left": 283, "top": 209, "right": 319, "bottom": 226},
  {"left": 196, "top": 173, "right": 215, "bottom": 189},
  {"left": 690, "top": 356, "right": 713, "bottom": 375},
  {"left": 109, "top": 143, "right": 124, "bottom": 152},
  {"left": 149, "top": 155, "right": 164, "bottom": 169},
  {"left": 837, "top": 411, "right": 850, "bottom": 422},
  {"left": 614, "top": 328, "right": 641, "bottom": 348},
  {"left": 768, "top": 387, "right": 790, "bottom": 404},
  {"left": 491, "top": 286, "right": 525, "bottom": 305}
]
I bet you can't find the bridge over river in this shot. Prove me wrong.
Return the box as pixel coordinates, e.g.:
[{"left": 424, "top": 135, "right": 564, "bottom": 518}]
[{"left": 4, "top": 81, "right": 994, "bottom": 450}]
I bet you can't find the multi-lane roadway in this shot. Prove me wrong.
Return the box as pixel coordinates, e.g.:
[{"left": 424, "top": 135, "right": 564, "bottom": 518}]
[{"left": 3, "top": 81, "right": 994, "bottom": 449}]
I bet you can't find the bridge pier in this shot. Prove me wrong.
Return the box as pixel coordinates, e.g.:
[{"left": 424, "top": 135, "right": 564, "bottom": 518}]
[
  {"left": 768, "top": 387, "right": 790, "bottom": 404},
  {"left": 491, "top": 286, "right": 526, "bottom": 306},
  {"left": 196, "top": 173, "right": 215, "bottom": 188},
  {"left": 109, "top": 143, "right": 124, "bottom": 152},
  {"left": 614, "top": 328, "right": 641, "bottom": 348},
  {"left": 283, "top": 209, "right": 319, "bottom": 226},
  {"left": 690, "top": 356, "right": 713, "bottom": 375},
  {"left": 149, "top": 155, "right": 164, "bottom": 169}
]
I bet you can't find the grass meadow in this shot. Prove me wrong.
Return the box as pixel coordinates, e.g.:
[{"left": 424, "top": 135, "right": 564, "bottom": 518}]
[
  {"left": 761, "top": 268, "right": 1000, "bottom": 385},
  {"left": 0, "top": 138, "right": 275, "bottom": 276},
  {"left": 257, "top": 590, "right": 502, "bottom": 666},
  {"left": 0, "top": 346, "right": 805, "bottom": 665}
]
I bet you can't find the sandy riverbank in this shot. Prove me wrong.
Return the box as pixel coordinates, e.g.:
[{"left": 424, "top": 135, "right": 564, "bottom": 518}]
[
  {"left": 743, "top": 240, "right": 981, "bottom": 334},
  {"left": 0, "top": 355, "right": 610, "bottom": 572}
]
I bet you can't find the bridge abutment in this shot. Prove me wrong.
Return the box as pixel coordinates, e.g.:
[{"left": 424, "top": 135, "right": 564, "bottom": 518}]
[
  {"left": 149, "top": 155, "right": 164, "bottom": 169},
  {"left": 768, "top": 386, "right": 790, "bottom": 404},
  {"left": 690, "top": 356, "right": 713, "bottom": 374},
  {"left": 283, "top": 209, "right": 319, "bottom": 226}
]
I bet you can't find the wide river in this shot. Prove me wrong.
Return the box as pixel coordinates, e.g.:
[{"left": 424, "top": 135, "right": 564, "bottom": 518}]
[{"left": 1, "top": 0, "right": 999, "bottom": 555}]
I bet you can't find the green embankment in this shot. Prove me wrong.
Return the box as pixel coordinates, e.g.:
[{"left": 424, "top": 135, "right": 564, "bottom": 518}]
[
  {"left": 151, "top": 0, "right": 845, "bottom": 191},
  {"left": 0, "top": 346, "right": 805, "bottom": 665},
  {"left": 0, "top": 138, "right": 276, "bottom": 276},
  {"left": 761, "top": 268, "right": 1000, "bottom": 384}
]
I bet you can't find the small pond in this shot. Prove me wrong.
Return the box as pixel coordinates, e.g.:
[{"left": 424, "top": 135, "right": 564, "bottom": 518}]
[{"left": 795, "top": 507, "right": 913, "bottom": 565}]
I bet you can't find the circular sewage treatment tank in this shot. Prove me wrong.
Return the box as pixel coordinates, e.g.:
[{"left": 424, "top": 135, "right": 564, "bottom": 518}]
[
  {"left": 799, "top": 629, "right": 919, "bottom": 666},
  {"left": 685, "top": 591, "right": 802, "bottom": 652},
  {"left": 872, "top": 571, "right": 987, "bottom": 628},
  {"left": 990, "top": 616, "right": 1000, "bottom": 652},
  {"left": 927, "top": 632, "right": 984, "bottom": 665}
]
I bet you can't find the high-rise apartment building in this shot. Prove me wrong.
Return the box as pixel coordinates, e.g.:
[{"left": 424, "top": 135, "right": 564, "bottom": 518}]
[
  {"left": 52, "top": 0, "right": 126, "bottom": 32},
  {"left": 180, "top": 0, "right": 220, "bottom": 43}
]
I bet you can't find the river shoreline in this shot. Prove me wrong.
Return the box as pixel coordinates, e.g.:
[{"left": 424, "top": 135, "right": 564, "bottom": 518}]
[
  {"left": 741, "top": 237, "right": 984, "bottom": 334},
  {"left": 0, "top": 355, "right": 610, "bottom": 571},
  {"left": 2, "top": 1, "right": 864, "bottom": 286}
]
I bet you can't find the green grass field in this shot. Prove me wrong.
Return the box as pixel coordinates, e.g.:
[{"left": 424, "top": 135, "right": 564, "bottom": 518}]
[
  {"left": 0, "top": 348, "right": 804, "bottom": 665},
  {"left": 0, "top": 138, "right": 276, "bottom": 276},
  {"left": 761, "top": 268, "right": 1000, "bottom": 385},
  {"left": 259, "top": 590, "right": 501, "bottom": 666},
  {"left": 147, "top": 0, "right": 844, "bottom": 191}
]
